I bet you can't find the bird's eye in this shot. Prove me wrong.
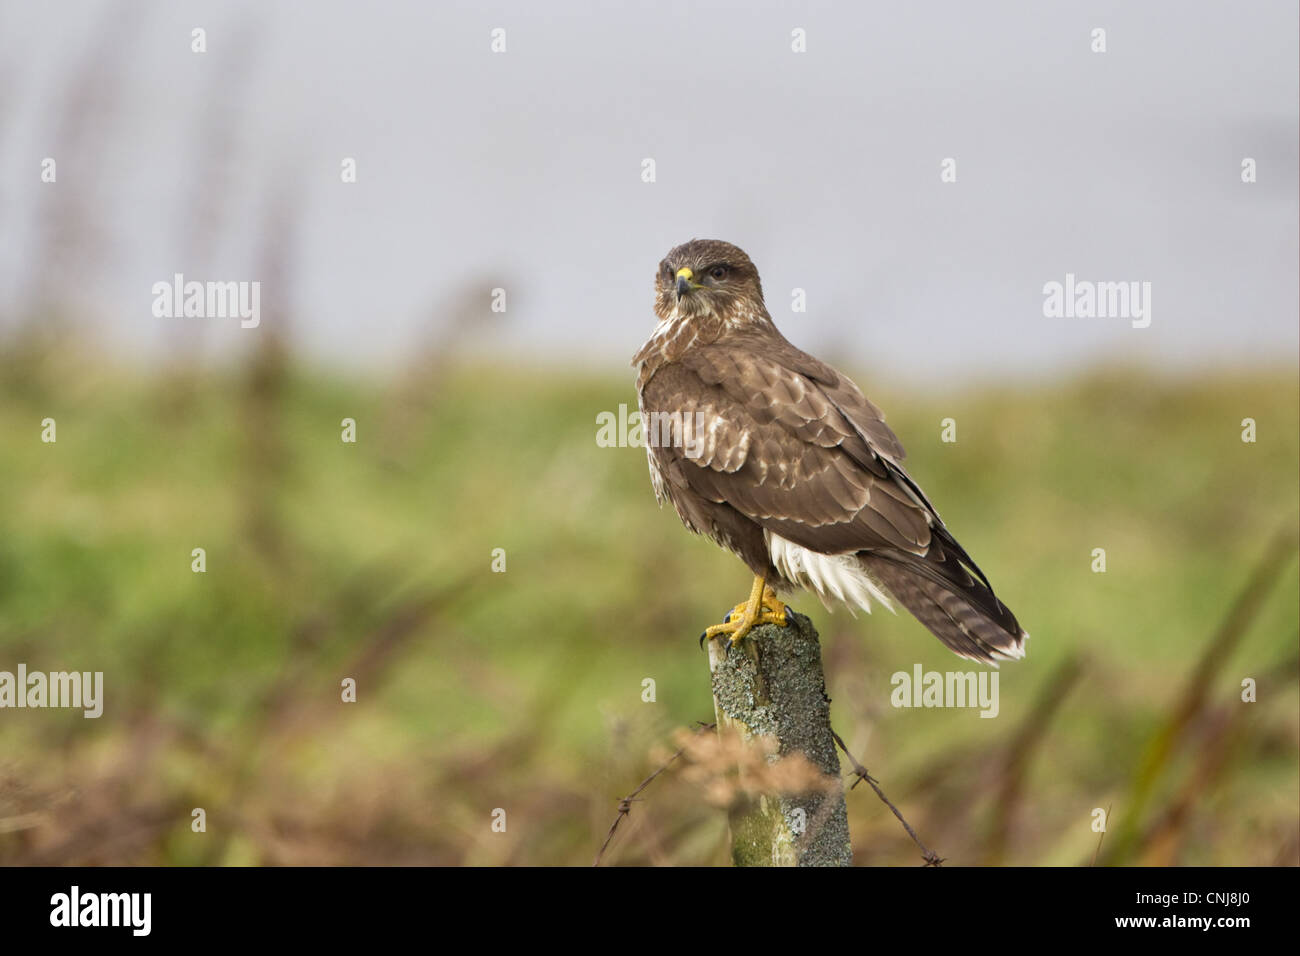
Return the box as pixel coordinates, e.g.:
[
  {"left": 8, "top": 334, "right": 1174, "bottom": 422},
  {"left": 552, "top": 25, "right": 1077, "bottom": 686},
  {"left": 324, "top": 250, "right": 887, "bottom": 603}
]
[
  {"left": 710, "top": 265, "right": 728, "bottom": 280},
  {"left": 660, "top": 262, "right": 672, "bottom": 280}
]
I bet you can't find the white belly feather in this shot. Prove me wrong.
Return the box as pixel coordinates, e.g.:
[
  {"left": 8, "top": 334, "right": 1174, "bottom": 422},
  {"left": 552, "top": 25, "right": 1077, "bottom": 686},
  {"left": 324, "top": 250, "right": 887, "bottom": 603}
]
[{"left": 765, "top": 531, "right": 896, "bottom": 617}]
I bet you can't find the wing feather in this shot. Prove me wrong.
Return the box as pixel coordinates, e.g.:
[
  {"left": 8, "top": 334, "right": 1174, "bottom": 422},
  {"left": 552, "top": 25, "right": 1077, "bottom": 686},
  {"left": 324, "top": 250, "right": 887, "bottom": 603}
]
[{"left": 642, "top": 346, "right": 928, "bottom": 556}]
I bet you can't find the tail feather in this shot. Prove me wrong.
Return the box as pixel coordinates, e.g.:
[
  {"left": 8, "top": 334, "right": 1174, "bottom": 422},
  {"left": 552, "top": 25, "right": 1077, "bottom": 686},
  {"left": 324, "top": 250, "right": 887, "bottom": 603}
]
[{"left": 861, "top": 552, "right": 1028, "bottom": 665}]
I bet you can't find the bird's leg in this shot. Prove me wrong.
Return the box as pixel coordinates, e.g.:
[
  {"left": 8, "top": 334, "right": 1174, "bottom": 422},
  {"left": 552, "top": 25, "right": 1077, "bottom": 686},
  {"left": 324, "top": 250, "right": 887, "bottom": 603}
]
[
  {"left": 702, "top": 574, "right": 790, "bottom": 646},
  {"left": 760, "top": 582, "right": 788, "bottom": 625}
]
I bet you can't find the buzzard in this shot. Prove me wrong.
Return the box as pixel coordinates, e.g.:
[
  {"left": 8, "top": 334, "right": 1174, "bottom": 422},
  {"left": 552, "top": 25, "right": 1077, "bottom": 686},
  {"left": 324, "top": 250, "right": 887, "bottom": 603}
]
[{"left": 633, "top": 239, "right": 1027, "bottom": 665}]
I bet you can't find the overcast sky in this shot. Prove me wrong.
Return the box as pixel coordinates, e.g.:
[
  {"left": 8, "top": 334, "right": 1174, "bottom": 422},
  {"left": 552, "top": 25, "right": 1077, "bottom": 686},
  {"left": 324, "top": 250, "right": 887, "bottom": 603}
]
[{"left": 1, "top": 0, "right": 1296, "bottom": 382}]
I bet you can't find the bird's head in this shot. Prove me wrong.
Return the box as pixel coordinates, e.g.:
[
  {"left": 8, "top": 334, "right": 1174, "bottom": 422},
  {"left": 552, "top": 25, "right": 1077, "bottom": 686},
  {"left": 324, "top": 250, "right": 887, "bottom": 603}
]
[{"left": 653, "top": 239, "right": 767, "bottom": 325}]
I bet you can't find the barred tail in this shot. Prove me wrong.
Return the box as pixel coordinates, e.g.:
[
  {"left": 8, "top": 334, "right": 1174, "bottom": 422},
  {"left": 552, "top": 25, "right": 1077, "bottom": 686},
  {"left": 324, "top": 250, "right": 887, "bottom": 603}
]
[{"left": 861, "top": 552, "right": 1028, "bottom": 665}]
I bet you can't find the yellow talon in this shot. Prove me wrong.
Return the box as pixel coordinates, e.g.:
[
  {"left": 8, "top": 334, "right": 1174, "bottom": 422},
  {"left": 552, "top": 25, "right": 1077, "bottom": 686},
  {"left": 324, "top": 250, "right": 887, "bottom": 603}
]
[{"left": 703, "top": 575, "right": 790, "bottom": 645}]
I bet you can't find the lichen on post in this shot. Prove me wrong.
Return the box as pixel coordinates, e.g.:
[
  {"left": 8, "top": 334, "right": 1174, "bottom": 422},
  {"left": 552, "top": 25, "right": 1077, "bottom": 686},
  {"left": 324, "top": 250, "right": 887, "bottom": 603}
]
[{"left": 706, "top": 609, "right": 852, "bottom": 866}]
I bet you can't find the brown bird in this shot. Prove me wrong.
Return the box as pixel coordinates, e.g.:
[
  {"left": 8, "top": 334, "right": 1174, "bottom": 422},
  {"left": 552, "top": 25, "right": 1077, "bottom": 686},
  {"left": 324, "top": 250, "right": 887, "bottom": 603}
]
[{"left": 633, "top": 239, "right": 1027, "bottom": 664}]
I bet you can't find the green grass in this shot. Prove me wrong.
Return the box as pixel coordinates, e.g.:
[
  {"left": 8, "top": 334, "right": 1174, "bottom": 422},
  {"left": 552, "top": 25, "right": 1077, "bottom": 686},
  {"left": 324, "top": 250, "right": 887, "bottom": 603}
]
[{"left": 0, "top": 352, "right": 1296, "bottom": 865}]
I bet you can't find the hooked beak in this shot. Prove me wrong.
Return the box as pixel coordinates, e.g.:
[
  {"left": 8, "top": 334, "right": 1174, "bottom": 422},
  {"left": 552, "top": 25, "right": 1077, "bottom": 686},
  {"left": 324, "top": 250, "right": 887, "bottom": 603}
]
[{"left": 675, "top": 267, "right": 694, "bottom": 299}]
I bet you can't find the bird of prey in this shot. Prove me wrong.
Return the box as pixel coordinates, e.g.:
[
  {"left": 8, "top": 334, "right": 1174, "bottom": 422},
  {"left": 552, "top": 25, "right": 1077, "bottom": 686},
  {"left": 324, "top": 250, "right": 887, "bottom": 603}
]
[{"left": 632, "top": 239, "right": 1027, "bottom": 664}]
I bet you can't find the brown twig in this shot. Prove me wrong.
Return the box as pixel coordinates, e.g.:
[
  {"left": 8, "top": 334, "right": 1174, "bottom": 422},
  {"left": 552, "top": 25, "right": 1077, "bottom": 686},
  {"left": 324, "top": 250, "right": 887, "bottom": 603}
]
[
  {"left": 988, "top": 654, "right": 1085, "bottom": 863},
  {"left": 832, "top": 730, "right": 944, "bottom": 866},
  {"left": 1090, "top": 803, "right": 1112, "bottom": 866},
  {"left": 1111, "top": 523, "right": 1298, "bottom": 862},
  {"left": 593, "top": 722, "right": 716, "bottom": 866}
]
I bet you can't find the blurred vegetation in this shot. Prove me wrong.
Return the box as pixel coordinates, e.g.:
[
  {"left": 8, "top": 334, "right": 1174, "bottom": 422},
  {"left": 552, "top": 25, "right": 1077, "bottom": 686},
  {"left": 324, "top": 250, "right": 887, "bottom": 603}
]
[{"left": 0, "top": 346, "right": 1295, "bottom": 865}]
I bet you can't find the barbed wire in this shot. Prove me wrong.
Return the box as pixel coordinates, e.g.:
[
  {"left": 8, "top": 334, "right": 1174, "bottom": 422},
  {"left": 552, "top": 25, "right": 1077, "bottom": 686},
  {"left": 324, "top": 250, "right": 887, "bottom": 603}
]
[
  {"left": 595, "top": 719, "right": 944, "bottom": 867},
  {"left": 593, "top": 721, "right": 716, "bottom": 866},
  {"left": 832, "top": 729, "right": 944, "bottom": 866}
]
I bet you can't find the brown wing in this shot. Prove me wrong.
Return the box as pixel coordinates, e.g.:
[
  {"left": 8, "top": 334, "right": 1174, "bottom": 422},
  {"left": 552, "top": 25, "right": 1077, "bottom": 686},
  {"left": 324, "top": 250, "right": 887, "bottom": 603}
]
[{"left": 641, "top": 336, "right": 934, "bottom": 559}]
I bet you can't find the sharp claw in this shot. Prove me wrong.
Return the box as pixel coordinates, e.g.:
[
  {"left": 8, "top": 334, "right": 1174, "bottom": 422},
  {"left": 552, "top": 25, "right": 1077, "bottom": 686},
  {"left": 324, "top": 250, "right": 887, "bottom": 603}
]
[{"left": 698, "top": 631, "right": 708, "bottom": 649}]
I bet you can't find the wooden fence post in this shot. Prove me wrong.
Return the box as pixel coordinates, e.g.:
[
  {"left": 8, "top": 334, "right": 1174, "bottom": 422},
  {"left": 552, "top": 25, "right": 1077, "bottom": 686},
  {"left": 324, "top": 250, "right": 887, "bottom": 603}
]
[{"left": 706, "top": 609, "right": 852, "bottom": 866}]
